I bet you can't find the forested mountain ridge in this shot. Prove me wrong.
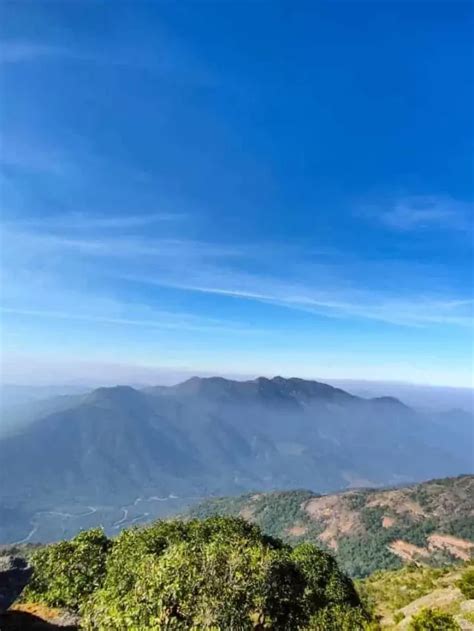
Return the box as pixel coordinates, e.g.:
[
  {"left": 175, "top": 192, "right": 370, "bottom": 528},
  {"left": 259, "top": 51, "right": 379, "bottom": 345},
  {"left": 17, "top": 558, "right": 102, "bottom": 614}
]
[
  {"left": 188, "top": 475, "right": 474, "bottom": 577},
  {"left": 0, "top": 376, "right": 472, "bottom": 543}
]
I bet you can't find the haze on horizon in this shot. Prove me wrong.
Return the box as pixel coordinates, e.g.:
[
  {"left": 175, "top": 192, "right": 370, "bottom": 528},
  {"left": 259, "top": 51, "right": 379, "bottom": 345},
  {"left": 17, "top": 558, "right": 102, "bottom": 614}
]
[{"left": 0, "top": 1, "right": 473, "bottom": 389}]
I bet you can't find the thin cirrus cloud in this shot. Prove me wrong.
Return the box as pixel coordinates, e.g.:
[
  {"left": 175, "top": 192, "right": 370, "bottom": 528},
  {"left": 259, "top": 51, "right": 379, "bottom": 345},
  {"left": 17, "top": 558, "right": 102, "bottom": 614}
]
[
  {"left": 1, "top": 217, "right": 472, "bottom": 332},
  {"left": 373, "top": 195, "right": 472, "bottom": 232},
  {"left": 5, "top": 212, "right": 187, "bottom": 230},
  {"left": 0, "top": 306, "right": 264, "bottom": 336},
  {"left": 0, "top": 37, "right": 217, "bottom": 86},
  {"left": 127, "top": 272, "right": 474, "bottom": 329},
  {"left": 0, "top": 40, "right": 66, "bottom": 64}
]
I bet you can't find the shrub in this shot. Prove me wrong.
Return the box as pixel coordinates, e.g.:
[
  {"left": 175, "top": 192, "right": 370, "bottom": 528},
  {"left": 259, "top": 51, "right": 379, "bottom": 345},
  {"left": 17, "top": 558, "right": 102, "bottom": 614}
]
[
  {"left": 24, "top": 528, "right": 112, "bottom": 611},
  {"left": 457, "top": 566, "right": 474, "bottom": 599},
  {"left": 23, "top": 517, "right": 369, "bottom": 629},
  {"left": 308, "top": 604, "right": 372, "bottom": 630},
  {"left": 83, "top": 535, "right": 307, "bottom": 629},
  {"left": 408, "top": 608, "right": 461, "bottom": 630},
  {"left": 394, "top": 610, "right": 405, "bottom": 623}
]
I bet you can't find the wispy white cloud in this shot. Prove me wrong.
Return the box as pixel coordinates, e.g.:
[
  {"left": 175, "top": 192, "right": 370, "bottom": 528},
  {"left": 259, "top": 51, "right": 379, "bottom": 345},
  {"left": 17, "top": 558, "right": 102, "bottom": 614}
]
[
  {"left": 0, "top": 228, "right": 243, "bottom": 260},
  {"left": 0, "top": 41, "right": 65, "bottom": 64},
  {"left": 0, "top": 37, "right": 216, "bottom": 86},
  {"left": 0, "top": 306, "right": 263, "bottom": 336},
  {"left": 371, "top": 195, "right": 472, "bottom": 232},
  {"left": 5, "top": 212, "right": 186, "bottom": 230},
  {"left": 128, "top": 273, "right": 473, "bottom": 329},
  {"left": 1, "top": 215, "right": 472, "bottom": 333},
  {"left": 0, "top": 138, "right": 69, "bottom": 176}
]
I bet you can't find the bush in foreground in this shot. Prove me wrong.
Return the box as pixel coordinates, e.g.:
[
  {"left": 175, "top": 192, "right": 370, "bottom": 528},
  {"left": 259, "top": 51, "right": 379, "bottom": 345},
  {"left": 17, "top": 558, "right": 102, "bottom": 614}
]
[
  {"left": 24, "top": 528, "right": 111, "bottom": 610},
  {"left": 27, "top": 516, "right": 370, "bottom": 629}
]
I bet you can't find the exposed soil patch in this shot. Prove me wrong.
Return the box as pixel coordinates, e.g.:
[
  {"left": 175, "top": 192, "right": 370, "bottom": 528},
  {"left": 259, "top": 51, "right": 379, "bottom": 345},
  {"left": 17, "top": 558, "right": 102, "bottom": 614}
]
[
  {"left": 238, "top": 506, "right": 256, "bottom": 521},
  {"left": 286, "top": 524, "right": 308, "bottom": 537},
  {"left": 428, "top": 534, "right": 474, "bottom": 561},
  {"left": 366, "top": 491, "right": 426, "bottom": 519},
  {"left": 388, "top": 540, "right": 430, "bottom": 562},
  {"left": 1, "top": 603, "right": 78, "bottom": 630},
  {"left": 303, "top": 496, "right": 362, "bottom": 549}
]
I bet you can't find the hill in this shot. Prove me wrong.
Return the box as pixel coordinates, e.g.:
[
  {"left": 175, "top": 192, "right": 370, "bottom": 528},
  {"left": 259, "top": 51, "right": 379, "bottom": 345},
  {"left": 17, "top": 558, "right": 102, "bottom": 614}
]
[
  {"left": 359, "top": 562, "right": 474, "bottom": 629},
  {"left": 0, "top": 376, "right": 472, "bottom": 543},
  {"left": 188, "top": 475, "right": 474, "bottom": 577}
]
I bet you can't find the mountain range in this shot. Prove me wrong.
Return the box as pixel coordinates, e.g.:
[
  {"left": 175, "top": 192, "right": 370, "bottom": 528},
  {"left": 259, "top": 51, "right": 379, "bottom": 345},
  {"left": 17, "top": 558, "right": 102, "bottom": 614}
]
[{"left": 0, "top": 376, "right": 472, "bottom": 543}]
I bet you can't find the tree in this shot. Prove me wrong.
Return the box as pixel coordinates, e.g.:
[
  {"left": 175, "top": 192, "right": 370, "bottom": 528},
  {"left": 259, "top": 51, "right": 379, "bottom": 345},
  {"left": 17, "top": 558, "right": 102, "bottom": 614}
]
[
  {"left": 24, "top": 528, "right": 111, "bottom": 611},
  {"left": 83, "top": 537, "right": 306, "bottom": 629},
  {"left": 25, "top": 517, "right": 369, "bottom": 630}
]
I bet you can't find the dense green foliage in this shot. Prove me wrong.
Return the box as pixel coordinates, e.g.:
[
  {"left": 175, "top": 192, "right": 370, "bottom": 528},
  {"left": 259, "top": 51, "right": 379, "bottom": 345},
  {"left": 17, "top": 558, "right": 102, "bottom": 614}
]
[
  {"left": 24, "top": 528, "right": 111, "bottom": 610},
  {"left": 408, "top": 608, "right": 460, "bottom": 630},
  {"left": 26, "top": 516, "right": 369, "bottom": 629}
]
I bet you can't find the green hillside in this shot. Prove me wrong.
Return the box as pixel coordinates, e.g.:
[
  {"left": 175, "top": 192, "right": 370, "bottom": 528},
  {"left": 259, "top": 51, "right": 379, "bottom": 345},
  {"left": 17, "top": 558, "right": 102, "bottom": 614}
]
[
  {"left": 359, "top": 562, "right": 474, "bottom": 629},
  {"left": 188, "top": 475, "right": 474, "bottom": 577}
]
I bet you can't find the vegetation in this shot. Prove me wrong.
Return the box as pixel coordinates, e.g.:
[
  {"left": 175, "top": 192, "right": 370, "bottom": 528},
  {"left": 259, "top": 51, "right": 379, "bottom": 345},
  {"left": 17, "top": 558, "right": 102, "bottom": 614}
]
[
  {"left": 24, "top": 528, "right": 111, "bottom": 610},
  {"left": 408, "top": 608, "right": 460, "bottom": 630},
  {"left": 359, "top": 562, "right": 474, "bottom": 629},
  {"left": 359, "top": 564, "right": 452, "bottom": 614},
  {"left": 456, "top": 565, "right": 474, "bottom": 599},
  {"left": 189, "top": 475, "right": 474, "bottom": 577},
  {"left": 25, "top": 516, "right": 370, "bottom": 630}
]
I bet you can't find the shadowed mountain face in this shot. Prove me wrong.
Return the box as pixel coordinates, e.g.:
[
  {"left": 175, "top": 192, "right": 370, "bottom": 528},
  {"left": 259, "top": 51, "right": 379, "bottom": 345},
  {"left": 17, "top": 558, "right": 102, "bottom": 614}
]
[{"left": 0, "top": 376, "right": 472, "bottom": 542}]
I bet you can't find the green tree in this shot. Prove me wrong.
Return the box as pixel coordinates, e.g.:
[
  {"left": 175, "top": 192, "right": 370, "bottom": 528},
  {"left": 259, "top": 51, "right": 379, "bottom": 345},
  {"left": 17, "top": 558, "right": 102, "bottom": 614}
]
[
  {"left": 409, "top": 608, "right": 461, "bottom": 630},
  {"left": 84, "top": 537, "right": 306, "bottom": 629},
  {"left": 25, "top": 516, "right": 368, "bottom": 630},
  {"left": 292, "top": 543, "right": 361, "bottom": 611},
  {"left": 24, "top": 528, "right": 111, "bottom": 611}
]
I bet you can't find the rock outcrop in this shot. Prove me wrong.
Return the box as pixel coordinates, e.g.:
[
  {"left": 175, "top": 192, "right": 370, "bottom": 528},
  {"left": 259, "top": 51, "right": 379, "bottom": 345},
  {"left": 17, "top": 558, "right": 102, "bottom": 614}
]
[{"left": 0, "top": 556, "right": 32, "bottom": 612}]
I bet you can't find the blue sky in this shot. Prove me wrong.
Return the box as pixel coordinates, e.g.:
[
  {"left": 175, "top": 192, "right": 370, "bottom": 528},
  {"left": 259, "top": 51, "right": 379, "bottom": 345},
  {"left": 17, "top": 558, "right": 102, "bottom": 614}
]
[{"left": 0, "top": 1, "right": 473, "bottom": 387}]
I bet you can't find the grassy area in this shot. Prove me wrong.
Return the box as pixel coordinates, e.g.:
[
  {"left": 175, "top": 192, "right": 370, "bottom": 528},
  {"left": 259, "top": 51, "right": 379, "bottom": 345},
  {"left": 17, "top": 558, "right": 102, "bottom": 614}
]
[{"left": 358, "top": 562, "right": 474, "bottom": 629}]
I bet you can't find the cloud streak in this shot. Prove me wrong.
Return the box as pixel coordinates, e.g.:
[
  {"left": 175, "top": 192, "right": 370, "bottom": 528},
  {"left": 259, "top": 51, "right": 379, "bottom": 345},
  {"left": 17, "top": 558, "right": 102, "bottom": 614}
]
[
  {"left": 0, "top": 306, "right": 264, "bottom": 336},
  {"left": 5, "top": 212, "right": 186, "bottom": 230},
  {"left": 0, "top": 41, "right": 65, "bottom": 64},
  {"left": 127, "top": 274, "right": 473, "bottom": 329},
  {"left": 0, "top": 37, "right": 217, "bottom": 86},
  {"left": 372, "top": 195, "right": 472, "bottom": 232},
  {"left": 1, "top": 213, "right": 472, "bottom": 336}
]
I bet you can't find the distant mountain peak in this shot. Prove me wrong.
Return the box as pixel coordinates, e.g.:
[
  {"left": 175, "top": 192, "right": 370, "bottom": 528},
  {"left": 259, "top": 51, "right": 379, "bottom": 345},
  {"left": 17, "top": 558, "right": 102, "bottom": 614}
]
[
  {"left": 370, "top": 395, "right": 409, "bottom": 408},
  {"left": 169, "top": 375, "right": 356, "bottom": 403},
  {"left": 86, "top": 384, "right": 140, "bottom": 400},
  {"left": 84, "top": 385, "right": 148, "bottom": 411}
]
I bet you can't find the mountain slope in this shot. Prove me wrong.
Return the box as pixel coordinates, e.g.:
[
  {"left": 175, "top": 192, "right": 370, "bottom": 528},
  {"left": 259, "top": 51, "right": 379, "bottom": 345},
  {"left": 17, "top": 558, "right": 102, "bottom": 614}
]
[
  {"left": 359, "top": 562, "right": 474, "bottom": 629},
  {"left": 188, "top": 475, "right": 474, "bottom": 577},
  {"left": 0, "top": 376, "right": 472, "bottom": 543}
]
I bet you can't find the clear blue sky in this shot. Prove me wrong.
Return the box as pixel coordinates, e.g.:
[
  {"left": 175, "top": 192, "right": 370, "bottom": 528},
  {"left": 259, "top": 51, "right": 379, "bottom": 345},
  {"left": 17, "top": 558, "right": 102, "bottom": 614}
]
[{"left": 0, "top": 1, "right": 473, "bottom": 386}]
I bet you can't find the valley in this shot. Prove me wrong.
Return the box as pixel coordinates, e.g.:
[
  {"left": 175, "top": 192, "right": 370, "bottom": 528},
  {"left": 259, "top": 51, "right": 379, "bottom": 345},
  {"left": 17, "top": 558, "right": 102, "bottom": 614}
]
[{"left": 1, "top": 376, "right": 472, "bottom": 546}]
